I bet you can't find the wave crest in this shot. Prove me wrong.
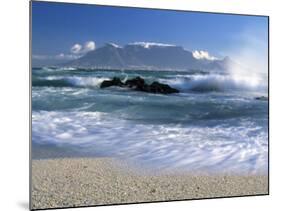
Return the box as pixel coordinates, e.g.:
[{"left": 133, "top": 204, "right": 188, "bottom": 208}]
[
  {"left": 161, "top": 74, "right": 267, "bottom": 92},
  {"left": 33, "top": 76, "right": 109, "bottom": 88}
]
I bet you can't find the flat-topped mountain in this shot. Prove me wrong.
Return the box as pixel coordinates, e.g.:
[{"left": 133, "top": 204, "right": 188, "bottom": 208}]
[{"left": 64, "top": 42, "right": 233, "bottom": 71}]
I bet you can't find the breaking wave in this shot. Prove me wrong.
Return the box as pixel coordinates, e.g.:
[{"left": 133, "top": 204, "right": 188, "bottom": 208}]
[
  {"left": 32, "top": 76, "right": 110, "bottom": 88},
  {"left": 32, "top": 110, "right": 268, "bottom": 174},
  {"left": 161, "top": 74, "right": 267, "bottom": 92}
]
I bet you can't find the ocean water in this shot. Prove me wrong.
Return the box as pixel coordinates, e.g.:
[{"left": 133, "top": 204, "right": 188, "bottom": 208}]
[{"left": 32, "top": 67, "right": 268, "bottom": 174}]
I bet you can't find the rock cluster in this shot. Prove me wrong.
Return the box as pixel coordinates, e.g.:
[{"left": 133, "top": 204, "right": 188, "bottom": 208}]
[{"left": 100, "top": 76, "right": 179, "bottom": 94}]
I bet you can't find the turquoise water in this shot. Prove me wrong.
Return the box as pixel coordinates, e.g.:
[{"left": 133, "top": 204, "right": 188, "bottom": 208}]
[{"left": 32, "top": 67, "right": 268, "bottom": 174}]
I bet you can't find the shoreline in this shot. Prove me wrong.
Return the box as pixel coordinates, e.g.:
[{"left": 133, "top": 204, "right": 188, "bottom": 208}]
[{"left": 31, "top": 157, "right": 268, "bottom": 210}]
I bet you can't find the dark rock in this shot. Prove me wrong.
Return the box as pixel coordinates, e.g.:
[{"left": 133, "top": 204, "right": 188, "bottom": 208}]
[
  {"left": 100, "top": 77, "right": 124, "bottom": 88},
  {"left": 149, "top": 81, "right": 179, "bottom": 94},
  {"left": 255, "top": 96, "right": 268, "bottom": 101},
  {"left": 100, "top": 76, "right": 179, "bottom": 94},
  {"left": 125, "top": 76, "right": 145, "bottom": 88}
]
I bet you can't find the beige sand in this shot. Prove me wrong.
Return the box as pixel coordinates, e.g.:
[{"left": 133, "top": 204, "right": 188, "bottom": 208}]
[{"left": 31, "top": 158, "right": 268, "bottom": 210}]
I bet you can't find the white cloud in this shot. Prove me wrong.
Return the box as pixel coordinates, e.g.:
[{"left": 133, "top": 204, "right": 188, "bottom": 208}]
[
  {"left": 129, "top": 42, "right": 176, "bottom": 49},
  {"left": 84, "top": 41, "right": 95, "bottom": 52},
  {"left": 107, "top": 42, "right": 122, "bottom": 48},
  {"left": 70, "top": 41, "right": 96, "bottom": 54},
  {"left": 70, "top": 43, "right": 82, "bottom": 54},
  {"left": 192, "top": 50, "right": 218, "bottom": 61}
]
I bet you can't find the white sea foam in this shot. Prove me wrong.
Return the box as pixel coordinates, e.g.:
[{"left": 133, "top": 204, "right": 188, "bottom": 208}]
[
  {"left": 32, "top": 111, "right": 268, "bottom": 174},
  {"left": 44, "top": 76, "right": 110, "bottom": 88},
  {"left": 160, "top": 73, "right": 267, "bottom": 93},
  {"left": 60, "top": 67, "right": 77, "bottom": 71},
  {"left": 66, "top": 76, "right": 109, "bottom": 87},
  {"left": 41, "top": 67, "right": 57, "bottom": 72}
]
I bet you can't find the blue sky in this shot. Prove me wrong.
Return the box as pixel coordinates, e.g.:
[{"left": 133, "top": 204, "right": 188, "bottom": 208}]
[{"left": 32, "top": 1, "right": 268, "bottom": 65}]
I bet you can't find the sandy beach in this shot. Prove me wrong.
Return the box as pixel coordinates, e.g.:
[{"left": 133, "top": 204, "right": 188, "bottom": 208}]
[{"left": 31, "top": 158, "right": 268, "bottom": 210}]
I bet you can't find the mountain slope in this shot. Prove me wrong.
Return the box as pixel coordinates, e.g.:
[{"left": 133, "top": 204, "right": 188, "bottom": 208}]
[{"left": 64, "top": 42, "right": 232, "bottom": 71}]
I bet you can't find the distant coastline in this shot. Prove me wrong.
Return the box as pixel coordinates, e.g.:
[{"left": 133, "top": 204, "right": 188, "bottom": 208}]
[{"left": 33, "top": 42, "right": 232, "bottom": 71}]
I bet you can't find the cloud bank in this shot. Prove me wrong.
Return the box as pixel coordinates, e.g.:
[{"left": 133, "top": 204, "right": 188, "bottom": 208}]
[
  {"left": 192, "top": 50, "right": 218, "bottom": 61},
  {"left": 70, "top": 44, "right": 82, "bottom": 54},
  {"left": 71, "top": 41, "right": 95, "bottom": 54},
  {"left": 129, "top": 42, "right": 176, "bottom": 49}
]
